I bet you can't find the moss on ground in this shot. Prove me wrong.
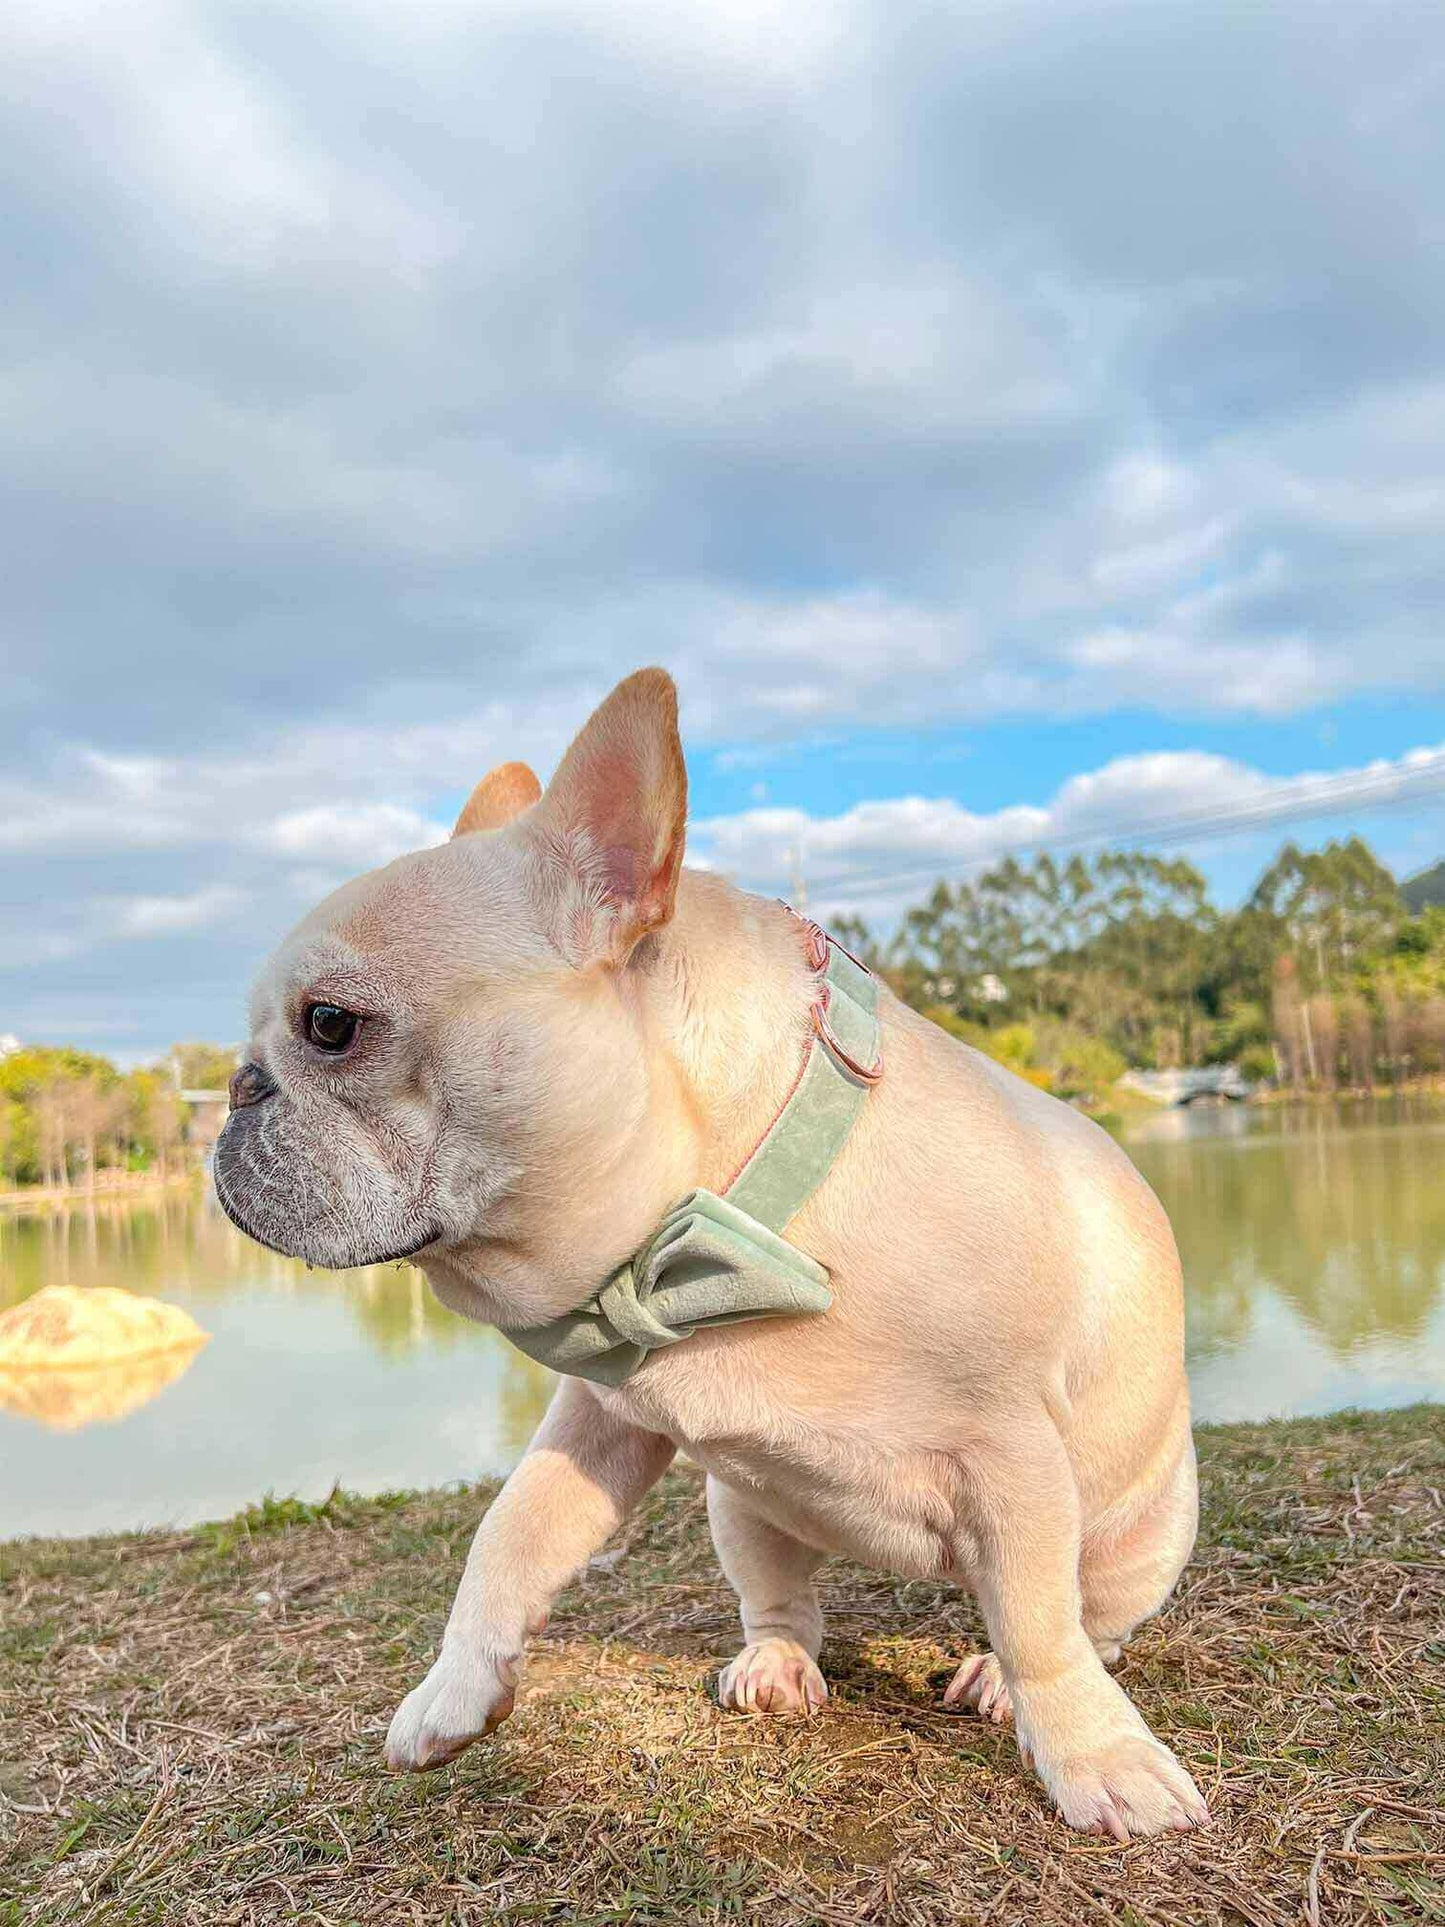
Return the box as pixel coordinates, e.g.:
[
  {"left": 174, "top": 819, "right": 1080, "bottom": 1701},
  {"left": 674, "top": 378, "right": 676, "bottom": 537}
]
[{"left": 1, "top": 1407, "right": 1442, "bottom": 1925}]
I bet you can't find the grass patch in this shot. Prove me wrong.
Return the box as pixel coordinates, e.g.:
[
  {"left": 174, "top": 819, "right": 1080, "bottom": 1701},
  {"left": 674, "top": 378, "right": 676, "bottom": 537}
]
[{"left": 2, "top": 1407, "right": 1441, "bottom": 1924}]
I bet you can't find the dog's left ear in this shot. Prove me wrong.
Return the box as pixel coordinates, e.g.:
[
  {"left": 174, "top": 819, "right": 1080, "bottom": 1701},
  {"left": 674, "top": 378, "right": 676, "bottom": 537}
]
[
  {"left": 523, "top": 668, "right": 687, "bottom": 966},
  {"left": 453, "top": 762, "right": 543, "bottom": 836}
]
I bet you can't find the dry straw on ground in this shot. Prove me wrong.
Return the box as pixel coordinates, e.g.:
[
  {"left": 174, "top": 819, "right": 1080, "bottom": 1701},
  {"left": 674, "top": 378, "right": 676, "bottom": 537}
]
[{"left": 2, "top": 1407, "right": 1441, "bottom": 1925}]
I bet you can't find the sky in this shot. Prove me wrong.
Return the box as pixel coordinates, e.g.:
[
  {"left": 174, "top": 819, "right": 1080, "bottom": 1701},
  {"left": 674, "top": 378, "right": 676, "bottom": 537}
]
[{"left": 3, "top": 0, "right": 1445, "bottom": 1059}]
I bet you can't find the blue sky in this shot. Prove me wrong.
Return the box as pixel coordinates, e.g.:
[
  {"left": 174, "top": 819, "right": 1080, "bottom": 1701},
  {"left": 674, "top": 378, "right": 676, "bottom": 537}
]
[{"left": 2, "top": 1, "right": 1445, "bottom": 1057}]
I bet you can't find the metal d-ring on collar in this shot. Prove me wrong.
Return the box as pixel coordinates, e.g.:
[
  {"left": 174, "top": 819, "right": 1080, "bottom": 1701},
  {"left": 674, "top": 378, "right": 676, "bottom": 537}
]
[
  {"left": 497, "top": 908, "right": 885, "bottom": 1387},
  {"left": 797, "top": 914, "right": 884, "bottom": 1087}
]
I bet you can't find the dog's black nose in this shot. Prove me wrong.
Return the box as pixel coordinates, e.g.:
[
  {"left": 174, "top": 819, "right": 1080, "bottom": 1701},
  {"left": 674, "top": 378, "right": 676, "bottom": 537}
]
[{"left": 228, "top": 1061, "right": 277, "bottom": 1112}]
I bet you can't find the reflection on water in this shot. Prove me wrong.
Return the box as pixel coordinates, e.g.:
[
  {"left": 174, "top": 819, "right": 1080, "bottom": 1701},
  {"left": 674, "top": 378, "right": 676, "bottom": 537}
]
[
  {"left": 0, "top": 1196, "right": 471, "bottom": 1358},
  {"left": 1, "top": 1100, "right": 1442, "bottom": 1537},
  {"left": 0, "top": 1347, "right": 204, "bottom": 1432},
  {"left": 1128, "top": 1097, "right": 1445, "bottom": 1423},
  {"left": 0, "top": 1190, "right": 556, "bottom": 1540}
]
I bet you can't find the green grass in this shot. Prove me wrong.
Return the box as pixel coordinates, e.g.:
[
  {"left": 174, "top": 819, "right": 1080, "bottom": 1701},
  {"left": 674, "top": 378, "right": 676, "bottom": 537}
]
[{"left": 2, "top": 1407, "right": 1442, "bottom": 1925}]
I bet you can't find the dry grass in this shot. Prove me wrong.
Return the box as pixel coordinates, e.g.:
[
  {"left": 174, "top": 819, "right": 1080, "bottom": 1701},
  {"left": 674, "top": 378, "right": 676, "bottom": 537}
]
[{"left": 2, "top": 1407, "right": 1442, "bottom": 1926}]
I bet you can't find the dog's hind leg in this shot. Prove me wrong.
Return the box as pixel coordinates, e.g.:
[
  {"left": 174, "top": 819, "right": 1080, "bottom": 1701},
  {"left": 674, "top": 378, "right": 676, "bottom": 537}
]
[
  {"left": 942, "top": 1419, "right": 1206, "bottom": 1837},
  {"left": 946, "top": 1428, "right": 1198, "bottom": 1728},
  {"left": 708, "top": 1477, "right": 828, "bottom": 1716},
  {"left": 1079, "top": 1432, "right": 1197, "bottom": 1662}
]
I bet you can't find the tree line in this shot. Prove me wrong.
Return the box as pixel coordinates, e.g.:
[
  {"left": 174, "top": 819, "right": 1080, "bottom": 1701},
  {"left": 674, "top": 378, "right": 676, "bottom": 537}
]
[
  {"left": 0, "top": 1043, "right": 237, "bottom": 1192},
  {"left": 2, "top": 834, "right": 1440, "bottom": 1177},
  {"left": 833, "top": 836, "right": 1445, "bottom": 1101}
]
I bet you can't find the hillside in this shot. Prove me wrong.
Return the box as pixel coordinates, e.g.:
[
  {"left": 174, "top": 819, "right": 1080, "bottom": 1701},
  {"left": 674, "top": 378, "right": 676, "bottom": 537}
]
[{"left": 1403, "top": 859, "right": 1445, "bottom": 912}]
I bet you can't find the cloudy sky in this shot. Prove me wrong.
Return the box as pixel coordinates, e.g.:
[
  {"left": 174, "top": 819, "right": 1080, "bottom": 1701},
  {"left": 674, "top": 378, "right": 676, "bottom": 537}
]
[{"left": 4, "top": 0, "right": 1445, "bottom": 1059}]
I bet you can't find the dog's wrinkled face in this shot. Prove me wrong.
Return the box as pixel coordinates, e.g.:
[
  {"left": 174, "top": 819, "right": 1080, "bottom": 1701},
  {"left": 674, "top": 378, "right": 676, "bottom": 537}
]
[
  {"left": 215, "top": 839, "right": 544, "bottom": 1267},
  {"left": 213, "top": 671, "right": 688, "bottom": 1275}
]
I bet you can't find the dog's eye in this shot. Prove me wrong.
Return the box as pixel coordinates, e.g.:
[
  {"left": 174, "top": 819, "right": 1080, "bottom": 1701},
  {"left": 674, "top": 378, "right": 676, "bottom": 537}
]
[{"left": 304, "top": 1003, "right": 360, "bottom": 1053}]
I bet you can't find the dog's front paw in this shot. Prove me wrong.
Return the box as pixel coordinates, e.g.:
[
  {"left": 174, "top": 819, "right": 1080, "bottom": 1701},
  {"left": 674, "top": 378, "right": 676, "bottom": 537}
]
[
  {"left": 717, "top": 1638, "right": 827, "bottom": 1716},
  {"left": 385, "top": 1646, "right": 519, "bottom": 1771},
  {"left": 1034, "top": 1734, "right": 1209, "bottom": 1840}
]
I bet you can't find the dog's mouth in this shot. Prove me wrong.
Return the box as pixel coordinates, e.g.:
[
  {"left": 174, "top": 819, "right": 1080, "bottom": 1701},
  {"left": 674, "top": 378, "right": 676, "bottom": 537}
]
[
  {"left": 369, "top": 1225, "right": 442, "bottom": 1265},
  {"left": 213, "top": 1152, "right": 440, "bottom": 1270}
]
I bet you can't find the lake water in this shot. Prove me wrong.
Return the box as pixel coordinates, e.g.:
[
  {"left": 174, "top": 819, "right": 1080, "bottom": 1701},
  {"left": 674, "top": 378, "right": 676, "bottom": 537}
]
[{"left": 2, "top": 1100, "right": 1442, "bottom": 1539}]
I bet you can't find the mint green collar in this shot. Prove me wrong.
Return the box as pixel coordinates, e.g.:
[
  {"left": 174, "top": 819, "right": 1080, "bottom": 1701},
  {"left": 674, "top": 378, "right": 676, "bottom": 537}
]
[{"left": 500, "top": 920, "right": 883, "bottom": 1387}]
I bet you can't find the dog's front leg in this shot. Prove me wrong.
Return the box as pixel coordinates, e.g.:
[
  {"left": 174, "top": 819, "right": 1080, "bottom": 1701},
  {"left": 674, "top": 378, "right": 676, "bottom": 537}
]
[
  {"left": 385, "top": 1376, "right": 675, "bottom": 1771},
  {"left": 707, "top": 1476, "right": 827, "bottom": 1716},
  {"left": 968, "top": 1422, "right": 1209, "bottom": 1840}
]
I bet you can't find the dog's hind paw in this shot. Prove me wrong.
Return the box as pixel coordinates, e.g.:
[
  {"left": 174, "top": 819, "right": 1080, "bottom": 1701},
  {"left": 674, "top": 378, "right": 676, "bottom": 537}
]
[
  {"left": 384, "top": 1646, "right": 519, "bottom": 1771},
  {"left": 717, "top": 1638, "right": 827, "bottom": 1716},
  {"left": 943, "top": 1651, "right": 1013, "bottom": 1723}
]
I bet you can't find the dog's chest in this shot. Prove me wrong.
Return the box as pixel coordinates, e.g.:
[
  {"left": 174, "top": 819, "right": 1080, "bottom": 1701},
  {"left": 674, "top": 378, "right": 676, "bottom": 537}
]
[
  {"left": 707, "top": 1439, "right": 974, "bottom": 1579},
  {"left": 600, "top": 1368, "right": 976, "bottom": 1581}
]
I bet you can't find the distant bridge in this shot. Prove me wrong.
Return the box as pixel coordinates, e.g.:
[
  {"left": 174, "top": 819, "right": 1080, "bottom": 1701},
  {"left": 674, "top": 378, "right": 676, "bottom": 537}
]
[
  {"left": 179, "top": 1088, "right": 229, "bottom": 1144},
  {"left": 1117, "top": 1066, "right": 1255, "bottom": 1107}
]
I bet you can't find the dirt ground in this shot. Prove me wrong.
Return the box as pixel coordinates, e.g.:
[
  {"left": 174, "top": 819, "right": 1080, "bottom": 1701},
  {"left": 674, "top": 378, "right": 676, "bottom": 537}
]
[{"left": 2, "top": 1406, "right": 1441, "bottom": 1925}]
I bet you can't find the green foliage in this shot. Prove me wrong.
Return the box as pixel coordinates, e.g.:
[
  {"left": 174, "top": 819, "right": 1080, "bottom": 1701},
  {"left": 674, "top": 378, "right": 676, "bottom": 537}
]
[
  {"left": 0, "top": 1044, "right": 118, "bottom": 1097},
  {"left": 171, "top": 1041, "right": 240, "bottom": 1089},
  {"left": 975, "top": 1021, "right": 1036, "bottom": 1069},
  {"left": 891, "top": 838, "right": 1443, "bottom": 1091},
  {"left": 1236, "top": 1041, "right": 1278, "bottom": 1083},
  {"left": 921, "top": 1008, "right": 1121, "bottom": 1099},
  {"left": 0, "top": 1041, "right": 219, "bottom": 1189},
  {"left": 892, "top": 849, "right": 1218, "bottom": 1069},
  {"left": 1033, "top": 1022, "right": 1126, "bottom": 1098},
  {"left": 1401, "top": 858, "right": 1445, "bottom": 912},
  {"left": 1381, "top": 907, "right": 1445, "bottom": 993},
  {"left": 1246, "top": 837, "right": 1401, "bottom": 990}
]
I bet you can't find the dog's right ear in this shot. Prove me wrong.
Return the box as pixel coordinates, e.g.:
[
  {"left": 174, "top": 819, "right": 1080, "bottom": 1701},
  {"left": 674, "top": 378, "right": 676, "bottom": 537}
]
[
  {"left": 453, "top": 762, "right": 543, "bottom": 836},
  {"left": 522, "top": 669, "right": 687, "bottom": 969}
]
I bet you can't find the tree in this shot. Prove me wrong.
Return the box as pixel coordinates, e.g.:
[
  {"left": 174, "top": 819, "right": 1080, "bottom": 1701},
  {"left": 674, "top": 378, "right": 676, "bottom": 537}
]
[
  {"left": 0, "top": 1043, "right": 206, "bottom": 1189},
  {"left": 1248, "top": 838, "right": 1401, "bottom": 991},
  {"left": 871, "top": 834, "right": 1437, "bottom": 1090},
  {"left": 0, "top": 1098, "right": 23, "bottom": 1190},
  {"left": 128, "top": 1070, "right": 186, "bottom": 1181},
  {"left": 171, "top": 1043, "right": 239, "bottom": 1091}
]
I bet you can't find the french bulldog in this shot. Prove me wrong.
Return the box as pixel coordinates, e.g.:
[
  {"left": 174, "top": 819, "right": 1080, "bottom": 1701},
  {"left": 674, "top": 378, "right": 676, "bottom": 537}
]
[{"left": 215, "top": 669, "right": 1208, "bottom": 1839}]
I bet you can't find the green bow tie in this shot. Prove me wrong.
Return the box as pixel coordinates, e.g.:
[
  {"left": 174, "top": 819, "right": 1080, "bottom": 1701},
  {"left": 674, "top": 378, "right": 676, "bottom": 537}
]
[
  {"left": 500, "top": 1189, "right": 833, "bottom": 1387},
  {"left": 498, "top": 922, "right": 883, "bottom": 1388}
]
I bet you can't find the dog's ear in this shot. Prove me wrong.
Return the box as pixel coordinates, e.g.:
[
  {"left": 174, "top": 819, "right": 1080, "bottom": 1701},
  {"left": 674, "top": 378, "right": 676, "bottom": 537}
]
[
  {"left": 524, "top": 668, "right": 687, "bottom": 966},
  {"left": 453, "top": 762, "right": 542, "bottom": 836}
]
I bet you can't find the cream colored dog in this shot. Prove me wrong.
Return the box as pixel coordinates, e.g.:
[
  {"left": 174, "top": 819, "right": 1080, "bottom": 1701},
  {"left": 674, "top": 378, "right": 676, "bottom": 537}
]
[{"left": 215, "top": 670, "right": 1207, "bottom": 1839}]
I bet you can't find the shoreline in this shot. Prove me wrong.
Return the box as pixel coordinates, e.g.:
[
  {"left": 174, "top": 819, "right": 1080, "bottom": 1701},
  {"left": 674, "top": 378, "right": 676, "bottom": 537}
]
[
  {"left": 1247, "top": 1076, "right": 1445, "bottom": 1105},
  {"left": 3, "top": 1404, "right": 1440, "bottom": 1925},
  {"left": 0, "top": 1170, "right": 203, "bottom": 1212}
]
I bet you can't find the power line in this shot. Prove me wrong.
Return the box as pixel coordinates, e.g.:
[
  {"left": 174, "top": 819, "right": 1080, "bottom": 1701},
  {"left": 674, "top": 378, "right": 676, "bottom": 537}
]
[{"left": 769, "top": 745, "right": 1445, "bottom": 905}]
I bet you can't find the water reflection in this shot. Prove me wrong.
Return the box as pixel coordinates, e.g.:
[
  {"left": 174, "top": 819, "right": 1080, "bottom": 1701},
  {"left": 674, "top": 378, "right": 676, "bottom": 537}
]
[
  {"left": 0, "top": 1193, "right": 471, "bottom": 1357},
  {"left": 1128, "top": 1098, "right": 1445, "bottom": 1421},
  {"left": 1, "top": 1102, "right": 1442, "bottom": 1538},
  {"left": 0, "top": 1189, "right": 557, "bottom": 1540},
  {"left": 0, "top": 1347, "right": 204, "bottom": 1432}
]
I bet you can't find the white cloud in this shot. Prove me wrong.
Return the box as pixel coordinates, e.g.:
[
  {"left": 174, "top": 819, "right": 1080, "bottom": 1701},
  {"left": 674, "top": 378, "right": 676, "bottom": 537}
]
[
  {"left": 3, "top": 0, "right": 1445, "bottom": 1052},
  {"left": 1, "top": 2, "right": 460, "bottom": 274},
  {"left": 260, "top": 804, "right": 449, "bottom": 867},
  {"left": 0, "top": 707, "right": 564, "bottom": 864},
  {"left": 0, "top": 932, "right": 85, "bottom": 973},
  {"left": 111, "top": 886, "right": 249, "bottom": 937},
  {"left": 693, "top": 742, "right": 1445, "bottom": 919},
  {"left": 1062, "top": 630, "right": 1325, "bottom": 715}
]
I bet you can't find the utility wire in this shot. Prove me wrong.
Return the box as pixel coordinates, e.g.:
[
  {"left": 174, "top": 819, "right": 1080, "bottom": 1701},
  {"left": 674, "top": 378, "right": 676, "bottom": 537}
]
[{"left": 764, "top": 745, "right": 1445, "bottom": 905}]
